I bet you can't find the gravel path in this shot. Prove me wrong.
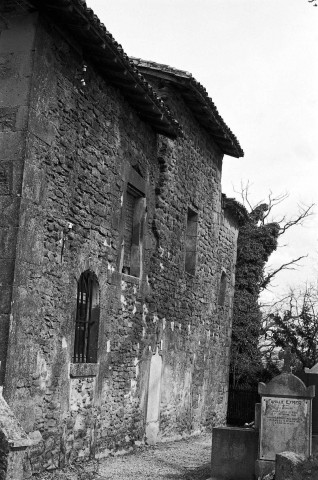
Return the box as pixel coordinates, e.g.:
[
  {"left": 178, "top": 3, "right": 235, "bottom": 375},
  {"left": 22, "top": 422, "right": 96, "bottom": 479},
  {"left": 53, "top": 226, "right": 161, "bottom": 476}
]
[{"left": 36, "top": 434, "right": 212, "bottom": 480}]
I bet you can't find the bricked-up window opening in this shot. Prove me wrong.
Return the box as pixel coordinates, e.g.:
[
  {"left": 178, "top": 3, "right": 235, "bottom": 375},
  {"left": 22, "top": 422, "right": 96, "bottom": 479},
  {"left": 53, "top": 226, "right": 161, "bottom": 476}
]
[
  {"left": 122, "top": 184, "right": 145, "bottom": 277},
  {"left": 218, "top": 272, "right": 227, "bottom": 307},
  {"left": 0, "top": 166, "right": 9, "bottom": 195},
  {"left": 185, "top": 208, "right": 198, "bottom": 275},
  {"left": 74, "top": 270, "right": 100, "bottom": 363}
]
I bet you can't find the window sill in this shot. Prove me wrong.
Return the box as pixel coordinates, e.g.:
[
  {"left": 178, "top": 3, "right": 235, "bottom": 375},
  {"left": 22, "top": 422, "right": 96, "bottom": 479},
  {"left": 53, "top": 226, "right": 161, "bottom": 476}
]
[
  {"left": 185, "top": 271, "right": 196, "bottom": 279},
  {"left": 121, "top": 273, "right": 140, "bottom": 284},
  {"left": 70, "top": 363, "right": 98, "bottom": 378}
]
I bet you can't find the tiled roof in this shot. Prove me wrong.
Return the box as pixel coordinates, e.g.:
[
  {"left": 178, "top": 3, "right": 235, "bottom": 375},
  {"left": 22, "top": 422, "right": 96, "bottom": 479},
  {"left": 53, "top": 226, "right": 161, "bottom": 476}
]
[
  {"left": 27, "top": 0, "right": 181, "bottom": 138},
  {"left": 131, "top": 59, "right": 244, "bottom": 158}
]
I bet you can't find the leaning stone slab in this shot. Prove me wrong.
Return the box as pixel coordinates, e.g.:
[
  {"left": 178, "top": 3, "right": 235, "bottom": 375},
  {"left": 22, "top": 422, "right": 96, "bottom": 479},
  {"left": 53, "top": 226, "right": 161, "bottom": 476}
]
[{"left": 0, "top": 394, "right": 32, "bottom": 480}]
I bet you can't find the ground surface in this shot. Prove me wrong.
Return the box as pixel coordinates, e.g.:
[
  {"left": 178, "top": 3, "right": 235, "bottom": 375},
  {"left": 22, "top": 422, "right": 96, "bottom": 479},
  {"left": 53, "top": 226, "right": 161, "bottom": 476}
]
[{"left": 35, "top": 434, "right": 212, "bottom": 480}]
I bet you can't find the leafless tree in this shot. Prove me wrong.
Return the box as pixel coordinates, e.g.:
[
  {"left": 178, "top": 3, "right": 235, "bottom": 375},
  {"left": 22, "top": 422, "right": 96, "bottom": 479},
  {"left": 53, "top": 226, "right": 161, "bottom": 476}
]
[
  {"left": 261, "top": 283, "right": 318, "bottom": 369},
  {"left": 233, "top": 181, "right": 315, "bottom": 290}
]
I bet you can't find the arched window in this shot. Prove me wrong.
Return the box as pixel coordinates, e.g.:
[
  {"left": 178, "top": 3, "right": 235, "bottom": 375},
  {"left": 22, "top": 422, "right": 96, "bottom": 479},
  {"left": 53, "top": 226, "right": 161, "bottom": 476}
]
[
  {"left": 218, "top": 272, "right": 227, "bottom": 307},
  {"left": 73, "top": 270, "right": 100, "bottom": 363}
]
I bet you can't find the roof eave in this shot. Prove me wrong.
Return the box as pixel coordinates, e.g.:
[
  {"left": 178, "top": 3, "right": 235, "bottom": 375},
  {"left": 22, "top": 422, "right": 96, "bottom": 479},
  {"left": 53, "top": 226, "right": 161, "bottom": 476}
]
[
  {"left": 27, "top": 0, "right": 180, "bottom": 138},
  {"left": 132, "top": 58, "right": 244, "bottom": 158}
]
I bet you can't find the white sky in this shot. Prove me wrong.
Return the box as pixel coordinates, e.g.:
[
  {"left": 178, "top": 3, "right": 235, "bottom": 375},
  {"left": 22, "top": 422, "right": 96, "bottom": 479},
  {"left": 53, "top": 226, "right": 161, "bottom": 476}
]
[{"left": 86, "top": 0, "right": 318, "bottom": 302}]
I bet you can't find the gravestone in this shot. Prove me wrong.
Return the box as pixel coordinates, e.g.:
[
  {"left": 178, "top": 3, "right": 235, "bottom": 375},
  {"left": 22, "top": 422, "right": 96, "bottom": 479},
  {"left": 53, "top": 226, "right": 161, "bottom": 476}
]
[
  {"left": 145, "top": 348, "right": 162, "bottom": 445},
  {"left": 256, "top": 355, "right": 315, "bottom": 478}
]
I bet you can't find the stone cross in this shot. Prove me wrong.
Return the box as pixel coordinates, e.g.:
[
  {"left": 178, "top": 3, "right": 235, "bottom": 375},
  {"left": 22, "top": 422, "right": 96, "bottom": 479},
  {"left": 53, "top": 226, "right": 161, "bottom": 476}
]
[{"left": 279, "top": 347, "right": 293, "bottom": 373}]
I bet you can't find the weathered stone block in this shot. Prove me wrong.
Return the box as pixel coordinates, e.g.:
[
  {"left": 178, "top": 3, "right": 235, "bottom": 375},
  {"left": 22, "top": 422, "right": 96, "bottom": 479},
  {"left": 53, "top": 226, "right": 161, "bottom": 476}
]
[
  {"left": 0, "top": 228, "right": 18, "bottom": 259},
  {"left": 0, "top": 260, "right": 14, "bottom": 284},
  {"left": 16, "top": 226, "right": 44, "bottom": 266},
  {"left": 0, "top": 197, "right": 20, "bottom": 227},
  {"left": 0, "top": 51, "right": 34, "bottom": 81},
  {"left": 0, "top": 159, "right": 23, "bottom": 195},
  {"left": 0, "top": 76, "right": 31, "bottom": 107},
  {"left": 0, "top": 394, "right": 32, "bottom": 480},
  {"left": 0, "top": 315, "right": 10, "bottom": 384},
  {"left": 275, "top": 451, "right": 307, "bottom": 480},
  {"left": 0, "top": 132, "right": 25, "bottom": 161},
  {"left": 0, "top": 287, "right": 12, "bottom": 314},
  {"left": 0, "top": 108, "right": 18, "bottom": 132},
  {"left": 28, "top": 109, "right": 56, "bottom": 146},
  {"left": 0, "top": 13, "right": 37, "bottom": 54},
  {"left": 211, "top": 427, "right": 258, "bottom": 480}
]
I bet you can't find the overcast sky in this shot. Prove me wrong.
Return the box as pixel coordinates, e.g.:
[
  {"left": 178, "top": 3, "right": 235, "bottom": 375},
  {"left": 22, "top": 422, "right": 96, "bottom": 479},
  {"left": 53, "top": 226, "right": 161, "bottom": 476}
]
[{"left": 86, "top": 0, "right": 318, "bottom": 302}]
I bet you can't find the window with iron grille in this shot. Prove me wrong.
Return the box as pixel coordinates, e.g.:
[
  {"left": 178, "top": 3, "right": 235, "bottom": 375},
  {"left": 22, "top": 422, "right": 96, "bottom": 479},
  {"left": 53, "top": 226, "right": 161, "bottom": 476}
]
[{"left": 73, "top": 270, "right": 100, "bottom": 363}]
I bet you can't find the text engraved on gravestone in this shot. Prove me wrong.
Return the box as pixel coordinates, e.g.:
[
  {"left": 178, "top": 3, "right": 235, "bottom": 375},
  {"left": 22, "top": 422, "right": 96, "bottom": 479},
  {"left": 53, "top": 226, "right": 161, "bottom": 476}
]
[
  {"left": 260, "top": 396, "right": 311, "bottom": 461},
  {"left": 265, "top": 398, "right": 302, "bottom": 426}
]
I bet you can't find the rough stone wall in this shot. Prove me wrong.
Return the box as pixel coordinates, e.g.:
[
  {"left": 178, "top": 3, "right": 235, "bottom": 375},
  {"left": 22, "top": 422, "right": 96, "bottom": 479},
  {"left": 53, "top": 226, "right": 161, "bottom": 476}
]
[
  {"left": 3, "top": 12, "right": 160, "bottom": 470},
  {"left": 144, "top": 84, "right": 239, "bottom": 438},
  {"left": 1, "top": 8, "right": 240, "bottom": 474}
]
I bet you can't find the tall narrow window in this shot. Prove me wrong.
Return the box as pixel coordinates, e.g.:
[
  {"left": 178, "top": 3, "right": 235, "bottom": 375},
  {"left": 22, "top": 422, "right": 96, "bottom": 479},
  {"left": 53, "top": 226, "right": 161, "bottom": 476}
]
[
  {"left": 218, "top": 272, "right": 227, "bottom": 307},
  {"left": 122, "top": 184, "right": 145, "bottom": 277},
  {"left": 74, "top": 270, "right": 100, "bottom": 363},
  {"left": 185, "top": 207, "right": 198, "bottom": 275},
  {"left": 0, "top": 166, "right": 9, "bottom": 195}
]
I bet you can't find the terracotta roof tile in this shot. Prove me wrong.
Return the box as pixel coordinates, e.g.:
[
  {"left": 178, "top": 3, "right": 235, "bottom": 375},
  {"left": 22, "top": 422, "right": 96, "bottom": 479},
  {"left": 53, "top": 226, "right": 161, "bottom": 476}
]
[{"left": 132, "top": 59, "right": 244, "bottom": 158}]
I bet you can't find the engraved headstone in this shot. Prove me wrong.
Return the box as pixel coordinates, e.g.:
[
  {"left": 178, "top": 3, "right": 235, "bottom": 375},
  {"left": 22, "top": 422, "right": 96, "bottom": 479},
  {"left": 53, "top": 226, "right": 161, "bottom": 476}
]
[
  {"left": 256, "top": 368, "right": 315, "bottom": 478},
  {"left": 260, "top": 396, "right": 311, "bottom": 460}
]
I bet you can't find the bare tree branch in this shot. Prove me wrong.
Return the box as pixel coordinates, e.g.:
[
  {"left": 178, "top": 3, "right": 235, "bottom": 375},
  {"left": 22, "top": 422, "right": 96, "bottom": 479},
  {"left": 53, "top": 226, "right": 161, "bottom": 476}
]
[
  {"left": 278, "top": 203, "right": 315, "bottom": 236},
  {"left": 260, "top": 283, "right": 318, "bottom": 369},
  {"left": 261, "top": 255, "right": 308, "bottom": 290},
  {"left": 261, "top": 191, "right": 289, "bottom": 224},
  {"left": 232, "top": 183, "right": 314, "bottom": 233},
  {"left": 233, "top": 180, "right": 260, "bottom": 212}
]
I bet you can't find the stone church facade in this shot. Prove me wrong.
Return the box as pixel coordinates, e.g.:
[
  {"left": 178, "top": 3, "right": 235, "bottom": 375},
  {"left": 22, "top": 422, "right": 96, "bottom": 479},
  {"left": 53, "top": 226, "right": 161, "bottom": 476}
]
[{"left": 0, "top": 0, "right": 244, "bottom": 473}]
